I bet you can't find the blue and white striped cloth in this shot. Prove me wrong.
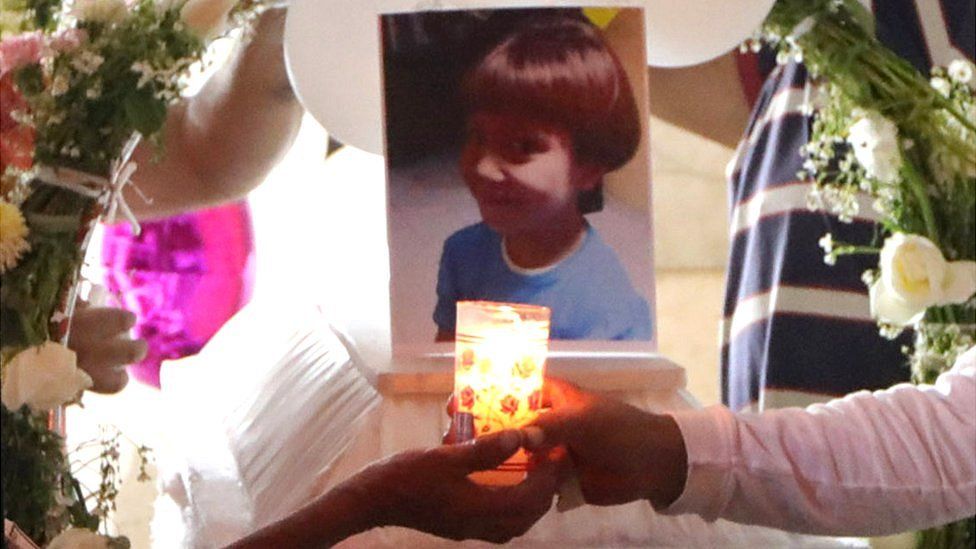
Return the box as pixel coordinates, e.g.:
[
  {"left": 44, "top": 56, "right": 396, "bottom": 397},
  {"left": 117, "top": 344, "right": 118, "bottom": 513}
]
[{"left": 722, "top": 0, "right": 975, "bottom": 411}]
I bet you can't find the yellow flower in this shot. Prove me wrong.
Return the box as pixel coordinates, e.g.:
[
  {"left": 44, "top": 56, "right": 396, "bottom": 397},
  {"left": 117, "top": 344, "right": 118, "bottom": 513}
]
[{"left": 0, "top": 199, "right": 30, "bottom": 273}]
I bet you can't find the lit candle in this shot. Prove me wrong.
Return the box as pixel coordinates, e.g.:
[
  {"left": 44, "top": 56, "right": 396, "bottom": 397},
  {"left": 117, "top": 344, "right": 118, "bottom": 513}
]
[{"left": 453, "top": 300, "right": 551, "bottom": 485}]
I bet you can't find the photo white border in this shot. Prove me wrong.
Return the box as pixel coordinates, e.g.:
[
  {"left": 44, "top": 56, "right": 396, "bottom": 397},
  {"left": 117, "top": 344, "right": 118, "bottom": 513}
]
[{"left": 381, "top": 5, "right": 658, "bottom": 360}]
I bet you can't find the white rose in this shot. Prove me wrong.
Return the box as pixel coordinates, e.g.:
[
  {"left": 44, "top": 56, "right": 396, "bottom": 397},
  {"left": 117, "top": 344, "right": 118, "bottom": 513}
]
[
  {"left": 47, "top": 527, "right": 110, "bottom": 549},
  {"left": 948, "top": 59, "right": 975, "bottom": 87},
  {"left": 847, "top": 111, "right": 903, "bottom": 184},
  {"left": 70, "top": 0, "right": 128, "bottom": 24},
  {"left": 180, "top": 0, "right": 238, "bottom": 39},
  {"left": 870, "top": 233, "right": 976, "bottom": 326},
  {"left": 1, "top": 342, "right": 92, "bottom": 412}
]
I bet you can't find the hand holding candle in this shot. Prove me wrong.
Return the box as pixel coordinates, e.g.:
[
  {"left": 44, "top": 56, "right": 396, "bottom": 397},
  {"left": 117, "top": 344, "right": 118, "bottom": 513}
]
[{"left": 452, "top": 301, "right": 551, "bottom": 485}]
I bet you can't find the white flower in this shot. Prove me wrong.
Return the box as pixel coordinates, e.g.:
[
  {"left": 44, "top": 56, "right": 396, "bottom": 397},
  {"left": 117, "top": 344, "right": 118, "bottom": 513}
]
[
  {"left": 70, "top": 0, "right": 128, "bottom": 24},
  {"left": 47, "top": 527, "right": 110, "bottom": 549},
  {"left": 818, "top": 233, "right": 836, "bottom": 265},
  {"left": 179, "top": 0, "right": 238, "bottom": 39},
  {"left": 869, "top": 233, "right": 976, "bottom": 326},
  {"left": 806, "top": 187, "right": 824, "bottom": 211},
  {"left": 947, "top": 59, "right": 974, "bottom": 86},
  {"left": 71, "top": 50, "right": 105, "bottom": 75},
  {"left": 847, "top": 110, "right": 903, "bottom": 184},
  {"left": 51, "top": 72, "right": 70, "bottom": 96},
  {"left": 0, "top": 200, "right": 30, "bottom": 273},
  {"left": 930, "top": 76, "right": 952, "bottom": 97},
  {"left": 85, "top": 81, "right": 102, "bottom": 99},
  {"left": 1, "top": 341, "right": 92, "bottom": 413},
  {"left": 818, "top": 233, "right": 834, "bottom": 253}
]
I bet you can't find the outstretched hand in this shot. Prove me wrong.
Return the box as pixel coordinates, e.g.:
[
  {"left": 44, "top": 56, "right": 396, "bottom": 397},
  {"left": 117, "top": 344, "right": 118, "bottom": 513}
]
[
  {"left": 522, "top": 378, "right": 687, "bottom": 509},
  {"left": 359, "top": 429, "right": 558, "bottom": 543},
  {"left": 227, "top": 430, "right": 560, "bottom": 548}
]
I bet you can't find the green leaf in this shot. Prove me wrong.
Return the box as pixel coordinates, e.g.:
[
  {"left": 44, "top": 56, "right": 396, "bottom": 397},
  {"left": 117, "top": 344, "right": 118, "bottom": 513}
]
[
  {"left": 13, "top": 64, "right": 44, "bottom": 96},
  {"left": 122, "top": 89, "right": 167, "bottom": 136}
]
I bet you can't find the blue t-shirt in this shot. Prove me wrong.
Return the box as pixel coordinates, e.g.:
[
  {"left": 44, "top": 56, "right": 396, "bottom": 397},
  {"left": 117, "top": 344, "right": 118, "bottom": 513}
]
[{"left": 434, "top": 222, "right": 652, "bottom": 340}]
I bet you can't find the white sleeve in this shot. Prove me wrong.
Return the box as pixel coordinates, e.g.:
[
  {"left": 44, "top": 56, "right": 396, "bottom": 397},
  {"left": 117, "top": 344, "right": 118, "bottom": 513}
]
[{"left": 661, "top": 347, "right": 976, "bottom": 536}]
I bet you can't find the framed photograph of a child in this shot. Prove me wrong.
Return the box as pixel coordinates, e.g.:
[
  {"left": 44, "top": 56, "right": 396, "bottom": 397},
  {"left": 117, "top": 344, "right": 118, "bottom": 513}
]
[{"left": 383, "top": 6, "right": 656, "bottom": 357}]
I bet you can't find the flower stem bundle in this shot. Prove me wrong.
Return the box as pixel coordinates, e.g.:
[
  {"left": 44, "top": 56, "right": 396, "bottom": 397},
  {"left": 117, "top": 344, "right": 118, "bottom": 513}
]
[{"left": 759, "top": 1, "right": 975, "bottom": 546}]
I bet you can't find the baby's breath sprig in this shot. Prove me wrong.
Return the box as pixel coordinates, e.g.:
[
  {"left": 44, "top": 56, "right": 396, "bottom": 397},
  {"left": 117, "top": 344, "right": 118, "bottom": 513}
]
[
  {"left": 68, "top": 424, "right": 154, "bottom": 536},
  {"left": 817, "top": 233, "right": 879, "bottom": 266},
  {"left": 761, "top": 0, "right": 975, "bottom": 265}
]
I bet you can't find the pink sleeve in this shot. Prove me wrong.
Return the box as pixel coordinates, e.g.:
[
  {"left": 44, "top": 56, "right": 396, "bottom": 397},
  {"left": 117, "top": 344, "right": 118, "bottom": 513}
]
[{"left": 661, "top": 347, "right": 976, "bottom": 536}]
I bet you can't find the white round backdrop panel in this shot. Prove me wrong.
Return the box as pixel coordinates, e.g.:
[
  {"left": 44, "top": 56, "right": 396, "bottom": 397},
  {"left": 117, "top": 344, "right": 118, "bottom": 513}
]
[
  {"left": 644, "top": 0, "right": 775, "bottom": 67},
  {"left": 284, "top": 0, "right": 773, "bottom": 153}
]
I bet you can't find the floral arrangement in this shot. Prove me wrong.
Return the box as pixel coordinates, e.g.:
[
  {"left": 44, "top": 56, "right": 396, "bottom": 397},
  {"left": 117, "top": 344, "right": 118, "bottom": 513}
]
[
  {"left": 756, "top": 0, "right": 976, "bottom": 546},
  {"left": 0, "top": 0, "right": 260, "bottom": 544}
]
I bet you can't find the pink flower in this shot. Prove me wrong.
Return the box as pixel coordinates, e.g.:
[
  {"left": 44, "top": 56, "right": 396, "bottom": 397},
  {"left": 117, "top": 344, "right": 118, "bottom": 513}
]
[
  {"left": 0, "top": 32, "right": 44, "bottom": 77},
  {"left": 1, "top": 73, "right": 26, "bottom": 131},
  {"left": 0, "top": 73, "right": 33, "bottom": 172},
  {"left": 0, "top": 125, "right": 34, "bottom": 172},
  {"left": 50, "top": 29, "right": 89, "bottom": 53}
]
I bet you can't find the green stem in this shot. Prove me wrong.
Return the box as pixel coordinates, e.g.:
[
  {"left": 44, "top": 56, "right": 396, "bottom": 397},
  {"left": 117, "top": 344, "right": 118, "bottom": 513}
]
[
  {"left": 939, "top": 305, "right": 959, "bottom": 325},
  {"left": 902, "top": 157, "right": 941, "bottom": 247},
  {"left": 939, "top": 99, "right": 976, "bottom": 133},
  {"left": 16, "top": 310, "right": 43, "bottom": 346},
  {"left": 834, "top": 245, "right": 881, "bottom": 255},
  {"left": 800, "top": 10, "right": 976, "bottom": 161}
]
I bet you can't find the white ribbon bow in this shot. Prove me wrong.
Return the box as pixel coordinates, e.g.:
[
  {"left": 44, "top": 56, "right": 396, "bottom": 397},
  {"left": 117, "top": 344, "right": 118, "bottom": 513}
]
[{"left": 33, "top": 134, "right": 145, "bottom": 235}]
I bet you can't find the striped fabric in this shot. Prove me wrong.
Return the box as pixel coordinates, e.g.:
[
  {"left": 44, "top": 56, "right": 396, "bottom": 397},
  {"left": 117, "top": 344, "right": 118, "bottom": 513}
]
[{"left": 722, "top": 0, "right": 975, "bottom": 411}]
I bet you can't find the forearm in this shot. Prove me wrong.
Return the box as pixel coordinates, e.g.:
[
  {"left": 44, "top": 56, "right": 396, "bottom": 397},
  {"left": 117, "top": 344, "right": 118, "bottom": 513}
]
[
  {"left": 128, "top": 8, "right": 302, "bottom": 220},
  {"left": 663, "top": 348, "right": 976, "bottom": 535},
  {"left": 226, "top": 482, "right": 380, "bottom": 548}
]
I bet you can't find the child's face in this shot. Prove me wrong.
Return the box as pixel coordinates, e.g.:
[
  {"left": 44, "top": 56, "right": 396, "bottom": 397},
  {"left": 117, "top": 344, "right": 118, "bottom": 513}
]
[{"left": 460, "top": 111, "right": 600, "bottom": 235}]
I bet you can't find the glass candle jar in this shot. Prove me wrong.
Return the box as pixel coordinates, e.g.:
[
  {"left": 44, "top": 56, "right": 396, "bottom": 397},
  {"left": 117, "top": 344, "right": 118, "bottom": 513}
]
[{"left": 453, "top": 300, "right": 551, "bottom": 485}]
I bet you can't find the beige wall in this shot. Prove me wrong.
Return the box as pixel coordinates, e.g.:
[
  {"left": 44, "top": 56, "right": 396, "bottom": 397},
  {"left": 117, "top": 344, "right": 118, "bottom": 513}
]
[
  {"left": 650, "top": 116, "right": 733, "bottom": 406},
  {"left": 651, "top": 117, "right": 732, "bottom": 271},
  {"left": 602, "top": 11, "right": 732, "bottom": 407}
]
